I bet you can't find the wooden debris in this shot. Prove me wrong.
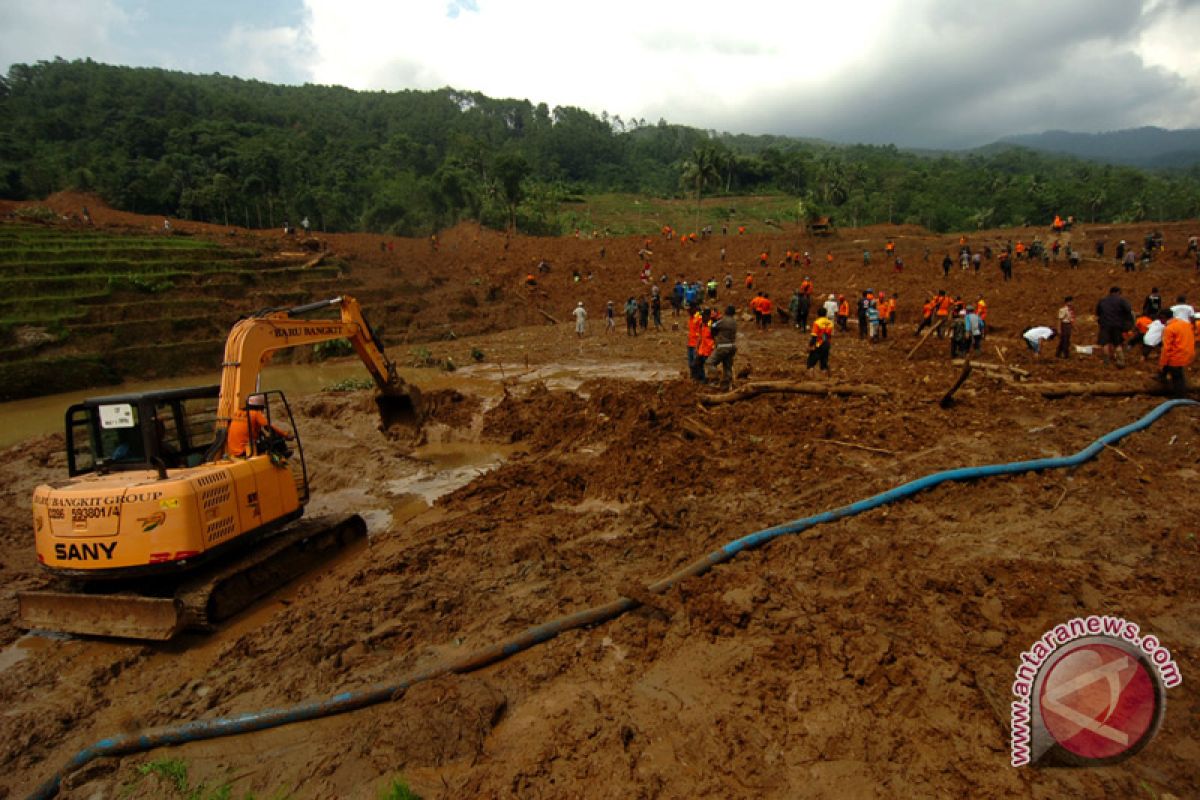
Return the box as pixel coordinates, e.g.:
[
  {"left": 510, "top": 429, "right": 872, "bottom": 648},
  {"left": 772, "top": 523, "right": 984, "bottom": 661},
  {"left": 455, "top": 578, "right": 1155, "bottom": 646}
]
[
  {"left": 816, "top": 439, "right": 895, "bottom": 456},
  {"left": 940, "top": 359, "right": 973, "bottom": 408},
  {"left": 1022, "top": 380, "right": 1194, "bottom": 398},
  {"left": 1104, "top": 444, "right": 1145, "bottom": 472},
  {"left": 952, "top": 359, "right": 1030, "bottom": 379},
  {"left": 679, "top": 416, "right": 716, "bottom": 440},
  {"left": 537, "top": 309, "right": 560, "bottom": 325},
  {"left": 906, "top": 319, "right": 945, "bottom": 360},
  {"left": 699, "top": 380, "right": 888, "bottom": 406}
]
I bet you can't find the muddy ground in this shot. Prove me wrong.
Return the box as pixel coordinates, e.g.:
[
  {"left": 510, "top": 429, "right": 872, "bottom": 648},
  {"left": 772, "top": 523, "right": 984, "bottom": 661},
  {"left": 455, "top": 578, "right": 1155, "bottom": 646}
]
[{"left": 0, "top": 199, "right": 1199, "bottom": 798}]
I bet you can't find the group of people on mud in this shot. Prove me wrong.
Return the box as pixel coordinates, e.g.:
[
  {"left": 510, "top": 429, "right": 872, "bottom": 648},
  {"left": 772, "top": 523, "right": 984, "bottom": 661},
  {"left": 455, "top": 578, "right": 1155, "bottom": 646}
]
[
  {"left": 565, "top": 216, "right": 1200, "bottom": 394},
  {"left": 1020, "top": 285, "right": 1197, "bottom": 394}
]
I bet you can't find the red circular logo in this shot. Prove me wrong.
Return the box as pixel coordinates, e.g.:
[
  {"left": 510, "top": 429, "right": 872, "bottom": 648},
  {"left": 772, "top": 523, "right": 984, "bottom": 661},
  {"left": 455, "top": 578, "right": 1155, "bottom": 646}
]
[{"left": 1038, "top": 642, "right": 1157, "bottom": 760}]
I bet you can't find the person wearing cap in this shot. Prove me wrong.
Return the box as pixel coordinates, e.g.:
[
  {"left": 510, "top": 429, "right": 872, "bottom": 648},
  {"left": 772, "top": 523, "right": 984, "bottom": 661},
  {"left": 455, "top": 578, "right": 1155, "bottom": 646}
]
[
  {"left": 572, "top": 301, "right": 587, "bottom": 338},
  {"left": 1055, "top": 296, "right": 1075, "bottom": 358},
  {"left": 225, "top": 394, "right": 292, "bottom": 458},
  {"left": 823, "top": 293, "right": 838, "bottom": 322}
]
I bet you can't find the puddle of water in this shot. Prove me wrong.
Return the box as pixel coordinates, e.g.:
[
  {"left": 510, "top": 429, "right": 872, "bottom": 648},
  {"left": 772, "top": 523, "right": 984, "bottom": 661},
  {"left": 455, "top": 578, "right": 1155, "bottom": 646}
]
[
  {"left": 456, "top": 360, "right": 669, "bottom": 392},
  {"left": 385, "top": 441, "right": 515, "bottom": 511},
  {"left": 0, "top": 632, "right": 66, "bottom": 675}
]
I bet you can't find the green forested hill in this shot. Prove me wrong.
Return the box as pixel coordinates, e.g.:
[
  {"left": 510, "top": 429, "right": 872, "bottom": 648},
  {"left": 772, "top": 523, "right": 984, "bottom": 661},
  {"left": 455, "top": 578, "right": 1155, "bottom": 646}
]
[{"left": 2, "top": 58, "right": 1198, "bottom": 234}]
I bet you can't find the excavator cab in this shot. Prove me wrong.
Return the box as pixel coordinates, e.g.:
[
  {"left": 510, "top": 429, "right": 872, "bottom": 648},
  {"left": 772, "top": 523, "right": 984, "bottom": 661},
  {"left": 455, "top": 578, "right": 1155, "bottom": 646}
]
[{"left": 67, "top": 385, "right": 222, "bottom": 476}]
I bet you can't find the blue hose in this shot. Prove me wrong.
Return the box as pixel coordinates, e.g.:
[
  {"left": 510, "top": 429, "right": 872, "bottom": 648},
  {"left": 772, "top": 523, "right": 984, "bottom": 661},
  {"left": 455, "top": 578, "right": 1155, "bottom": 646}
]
[{"left": 26, "top": 398, "right": 1196, "bottom": 800}]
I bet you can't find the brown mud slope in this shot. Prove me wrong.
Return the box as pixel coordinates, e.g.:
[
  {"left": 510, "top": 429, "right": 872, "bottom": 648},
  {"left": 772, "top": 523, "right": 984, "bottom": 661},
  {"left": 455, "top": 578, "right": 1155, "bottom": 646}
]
[{"left": 0, "top": 198, "right": 1198, "bottom": 798}]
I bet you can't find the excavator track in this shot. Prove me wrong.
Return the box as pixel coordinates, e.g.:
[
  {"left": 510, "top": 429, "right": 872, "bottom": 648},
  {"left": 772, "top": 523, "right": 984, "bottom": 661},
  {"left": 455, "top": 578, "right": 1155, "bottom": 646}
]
[
  {"left": 178, "top": 514, "right": 365, "bottom": 630},
  {"left": 17, "top": 514, "right": 366, "bottom": 641}
]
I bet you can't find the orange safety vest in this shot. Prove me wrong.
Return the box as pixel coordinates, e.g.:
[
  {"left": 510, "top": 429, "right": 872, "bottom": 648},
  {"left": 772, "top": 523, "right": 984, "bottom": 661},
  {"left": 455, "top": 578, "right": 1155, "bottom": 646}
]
[
  {"left": 922, "top": 300, "right": 933, "bottom": 318},
  {"left": 800, "top": 280, "right": 813, "bottom": 295},
  {"left": 936, "top": 296, "right": 952, "bottom": 316},
  {"left": 698, "top": 324, "right": 715, "bottom": 357},
  {"left": 811, "top": 316, "right": 834, "bottom": 344},
  {"left": 826, "top": 253, "right": 834, "bottom": 263},
  {"left": 837, "top": 299, "right": 849, "bottom": 317},
  {"left": 226, "top": 409, "right": 271, "bottom": 457},
  {"left": 760, "top": 298, "right": 774, "bottom": 315},
  {"left": 1161, "top": 318, "right": 1195, "bottom": 367},
  {"left": 687, "top": 312, "right": 703, "bottom": 347}
]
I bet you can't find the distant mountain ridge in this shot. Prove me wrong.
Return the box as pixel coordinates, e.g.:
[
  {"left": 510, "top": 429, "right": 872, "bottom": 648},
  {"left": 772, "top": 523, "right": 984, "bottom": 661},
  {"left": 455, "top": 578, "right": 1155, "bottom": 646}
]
[{"left": 995, "top": 127, "right": 1200, "bottom": 168}]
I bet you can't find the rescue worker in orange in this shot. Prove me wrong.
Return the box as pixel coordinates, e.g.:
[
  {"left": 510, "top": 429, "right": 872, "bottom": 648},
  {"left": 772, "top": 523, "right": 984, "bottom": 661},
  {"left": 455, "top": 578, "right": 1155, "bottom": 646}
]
[
  {"left": 799, "top": 277, "right": 814, "bottom": 296},
  {"left": 807, "top": 309, "right": 835, "bottom": 372},
  {"left": 226, "top": 394, "right": 292, "bottom": 458},
  {"left": 916, "top": 295, "right": 935, "bottom": 335},
  {"left": 836, "top": 295, "right": 850, "bottom": 332},
  {"left": 686, "top": 307, "right": 704, "bottom": 373},
  {"left": 761, "top": 293, "right": 774, "bottom": 328},
  {"left": 935, "top": 290, "right": 953, "bottom": 337},
  {"left": 1159, "top": 313, "right": 1195, "bottom": 396},
  {"left": 693, "top": 308, "right": 716, "bottom": 382}
]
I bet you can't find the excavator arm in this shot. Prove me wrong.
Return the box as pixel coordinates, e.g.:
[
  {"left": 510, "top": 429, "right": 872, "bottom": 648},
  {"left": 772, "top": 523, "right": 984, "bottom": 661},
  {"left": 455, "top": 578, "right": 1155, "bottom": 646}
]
[{"left": 215, "top": 295, "right": 420, "bottom": 436}]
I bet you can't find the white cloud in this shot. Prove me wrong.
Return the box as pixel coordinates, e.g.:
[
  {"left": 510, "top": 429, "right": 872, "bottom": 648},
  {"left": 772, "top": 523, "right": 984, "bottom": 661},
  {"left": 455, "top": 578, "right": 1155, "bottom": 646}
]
[
  {"left": 222, "top": 22, "right": 314, "bottom": 83},
  {"left": 0, "top": 1, "right": 131, "bottom": 70},
  {"left": 302, "top": 0, "right": 891, "bottom": 118}
]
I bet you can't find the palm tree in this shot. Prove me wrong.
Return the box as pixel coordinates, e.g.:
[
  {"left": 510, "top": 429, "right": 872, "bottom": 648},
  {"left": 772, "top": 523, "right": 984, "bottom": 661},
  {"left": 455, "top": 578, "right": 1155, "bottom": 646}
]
[{"left": 680, "top": 144, "right": 720, "bottom": 230}]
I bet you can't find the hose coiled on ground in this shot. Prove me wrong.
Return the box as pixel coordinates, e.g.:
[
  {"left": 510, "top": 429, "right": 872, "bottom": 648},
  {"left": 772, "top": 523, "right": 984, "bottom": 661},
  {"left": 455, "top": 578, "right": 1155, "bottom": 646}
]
[{"left": 27, "top": 398, "right": 1196, "bottom": 800}]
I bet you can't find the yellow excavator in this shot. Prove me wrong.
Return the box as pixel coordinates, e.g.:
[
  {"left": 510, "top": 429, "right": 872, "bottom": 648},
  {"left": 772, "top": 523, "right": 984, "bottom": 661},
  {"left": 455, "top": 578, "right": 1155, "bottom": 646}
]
[{"left": 19, "top": 295, "right": 420, "bottom": 640}]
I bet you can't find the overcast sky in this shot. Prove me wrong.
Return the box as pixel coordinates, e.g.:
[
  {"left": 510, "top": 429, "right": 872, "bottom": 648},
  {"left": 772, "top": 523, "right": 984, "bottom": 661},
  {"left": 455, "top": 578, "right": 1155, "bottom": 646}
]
[{"left": 1, "top": 0, "right": 1197, "bottom": 149}]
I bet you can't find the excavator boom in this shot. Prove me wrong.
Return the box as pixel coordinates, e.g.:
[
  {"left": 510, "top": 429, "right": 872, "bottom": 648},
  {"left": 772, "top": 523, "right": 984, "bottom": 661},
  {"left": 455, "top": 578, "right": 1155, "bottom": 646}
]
[{"left": 217, "top": 295, "right": 421, "bottom": 434}]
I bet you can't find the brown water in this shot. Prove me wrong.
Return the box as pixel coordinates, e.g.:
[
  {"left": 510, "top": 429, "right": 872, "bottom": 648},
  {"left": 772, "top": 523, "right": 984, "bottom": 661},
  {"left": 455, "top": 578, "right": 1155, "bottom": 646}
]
[
  {"left": 0, "top": 358, "right": 661, "bottom": 450},
  {"left": 0, "top": 360, "right": 506, "bottom": 450}
]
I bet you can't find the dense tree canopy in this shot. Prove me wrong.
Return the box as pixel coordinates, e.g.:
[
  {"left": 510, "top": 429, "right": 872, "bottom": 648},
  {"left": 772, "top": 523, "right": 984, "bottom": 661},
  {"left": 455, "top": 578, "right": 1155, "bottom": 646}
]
[{"left": 2, "top": 59, "right": 1198, "bottom": 234}]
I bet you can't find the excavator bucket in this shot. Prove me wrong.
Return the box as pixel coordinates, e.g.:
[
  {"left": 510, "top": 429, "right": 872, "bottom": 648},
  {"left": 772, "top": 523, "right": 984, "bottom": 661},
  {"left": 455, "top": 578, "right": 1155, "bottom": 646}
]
[
  {"left": 377, "top": 384, "right": 422, "bottom": 432},
  {"left": 17, "top": 591, "right": 184, "bottom": 641}
]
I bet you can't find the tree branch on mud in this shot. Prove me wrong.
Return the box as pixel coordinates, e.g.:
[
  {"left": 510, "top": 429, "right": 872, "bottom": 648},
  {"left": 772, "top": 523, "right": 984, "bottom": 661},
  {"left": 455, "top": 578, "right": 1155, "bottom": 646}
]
[{"left": 699, "top": 380, "right": 888, "bottom": 406}]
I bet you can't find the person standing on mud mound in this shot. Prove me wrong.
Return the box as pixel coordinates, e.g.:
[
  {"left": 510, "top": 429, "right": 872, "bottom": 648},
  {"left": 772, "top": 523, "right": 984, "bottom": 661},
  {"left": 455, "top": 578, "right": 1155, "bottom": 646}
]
[
  {"left": 797, "top": 289, "right": 811, "bottom": 330},
  {"left": 1055, "top": 296, "right": 1075, "bottom": 358},
  {"left": 637, "top": 296, "right": 650, "bottom": 331},
  {"left": 572, "top": 302, "right": 587, "bottom": 338},
  {"left": 942, "top": 253, "right": 953, "bottom": 278},
  {"left": 625, "top": 297, "right": 639, "bottom": 336},
  {"left": 651, "top": 293, "right": 663, "bottom": 330},
  {"left": 710, "top": 305, "right": 738, "bottom": 390},
  {"left": 1096, "top": 286, "right": 1133, "bottom": 367},
  {"left": 1143, "top": 288, "right": 1163, "bottom": 318},
  {"left": 807, "top": 309, "right": 834, "bottom": 373}
]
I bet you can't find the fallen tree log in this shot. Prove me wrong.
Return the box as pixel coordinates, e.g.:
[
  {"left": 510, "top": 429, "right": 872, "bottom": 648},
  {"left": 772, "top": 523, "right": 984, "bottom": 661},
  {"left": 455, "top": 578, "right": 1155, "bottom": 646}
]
[
  {"left": 952, "top": 359, "right": 1030, "bottom": 378},
  {"left": 1021, "top": 380, "right": 1196, "bottom": 398},
  {"left": 700, "top": 380, "right": 888, "bottom": 405},
  {"left": 537, "top": 309, "right": 560, "bottom": 325}
]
